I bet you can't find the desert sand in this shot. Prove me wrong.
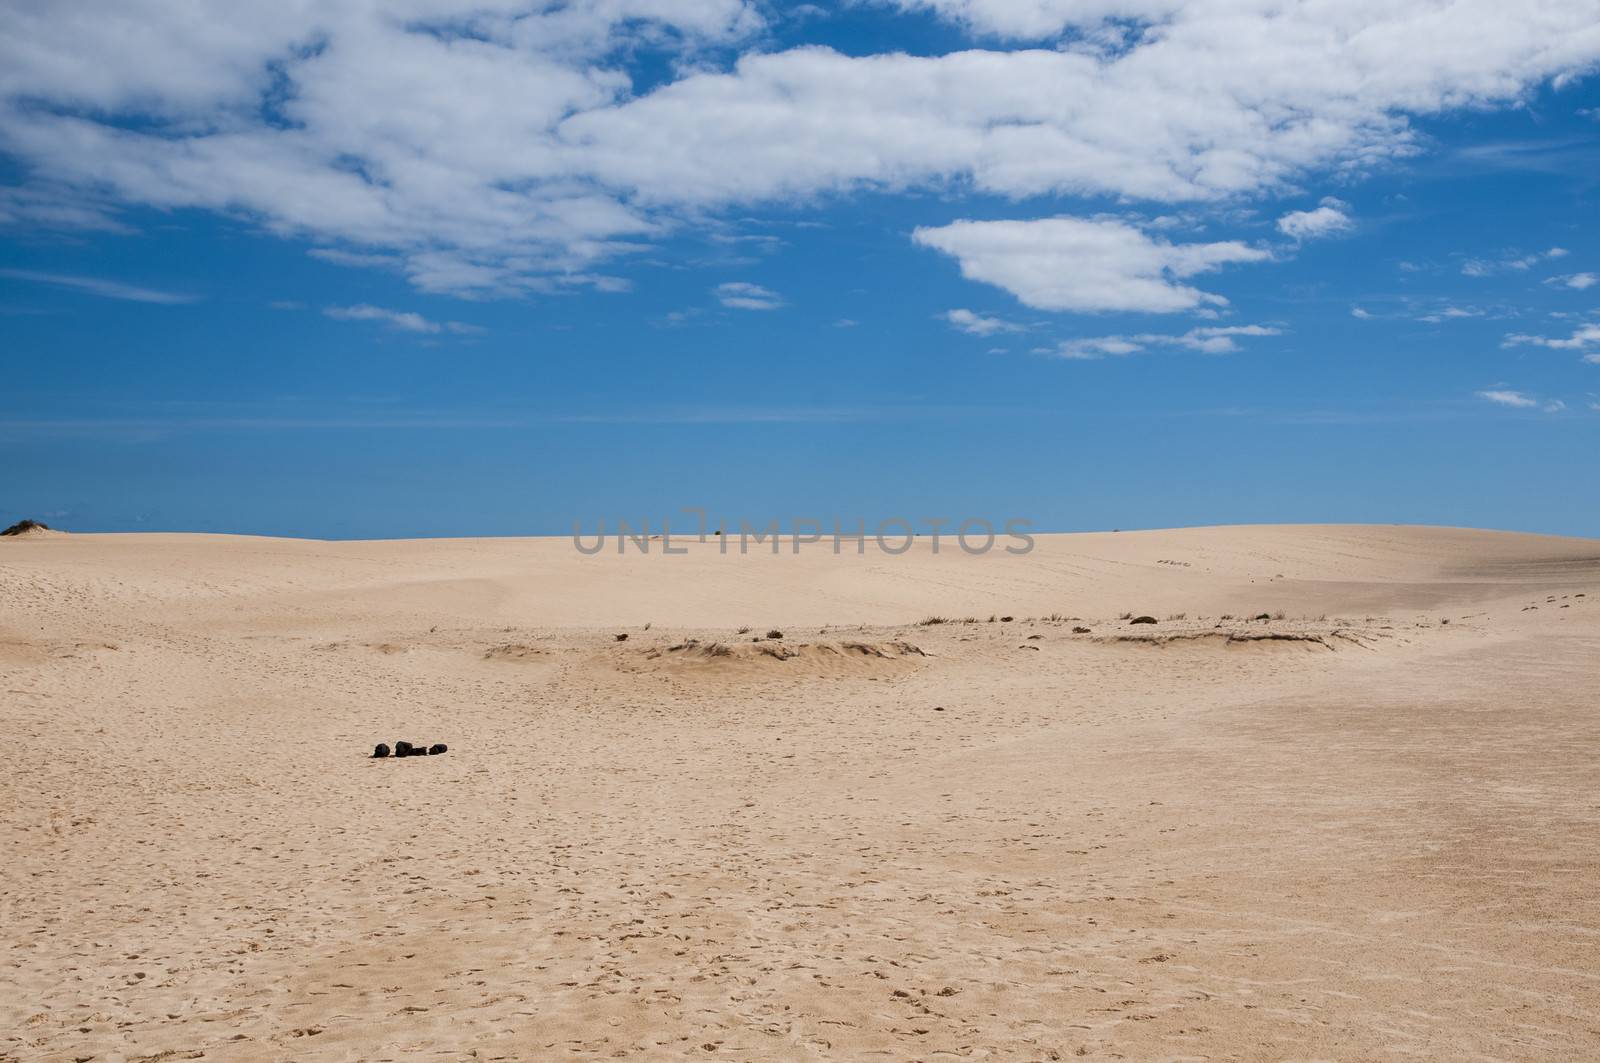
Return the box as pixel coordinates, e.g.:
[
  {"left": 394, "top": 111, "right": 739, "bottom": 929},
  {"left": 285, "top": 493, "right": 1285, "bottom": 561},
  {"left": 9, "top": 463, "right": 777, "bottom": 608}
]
[{"left": 2, "top": 524, "right": 1598, "bottom": 1061}]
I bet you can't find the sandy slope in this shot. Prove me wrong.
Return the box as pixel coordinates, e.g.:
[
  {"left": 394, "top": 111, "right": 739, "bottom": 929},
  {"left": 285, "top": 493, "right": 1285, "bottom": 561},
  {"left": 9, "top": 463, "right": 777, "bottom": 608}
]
[{"left": 2, "top": 524, "right": 1598, "bottom": 1061}]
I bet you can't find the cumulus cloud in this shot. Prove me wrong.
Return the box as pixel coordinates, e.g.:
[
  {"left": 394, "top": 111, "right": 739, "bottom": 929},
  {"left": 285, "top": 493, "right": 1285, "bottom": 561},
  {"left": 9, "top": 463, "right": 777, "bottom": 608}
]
[
  {"left": 1051, "top": 323, "right": 1280, "bottom": 359},
  {"left": 1546, "top": 272, "right": 1597, "bottom": 290},
  {"left": 913, "top": 217, "right": 1268, "bottom": 313},
  {"left": 942, "top": 308, "right": 1022, "bottom": 335},
  {"left": 1, "top": 1, "right": 1598, "bottom": 296},
  {"left": 324, "top": 304, "right": 480, "bottom": 334},
  {"left": 714, "top": 281, "right": 783, "bottom": 310},
  {"left": 0, "top": 267, "right": 198, "bottom": 304},
  {"left": 1276, "top": 198, "right": 1352, "bottom": 241}
]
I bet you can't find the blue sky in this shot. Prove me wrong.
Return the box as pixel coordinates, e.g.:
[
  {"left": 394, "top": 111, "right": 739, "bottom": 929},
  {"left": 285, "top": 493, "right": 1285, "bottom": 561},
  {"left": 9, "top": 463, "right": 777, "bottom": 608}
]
[{"left": 2, "top": 1, "right": 1598, "bottom": 538}]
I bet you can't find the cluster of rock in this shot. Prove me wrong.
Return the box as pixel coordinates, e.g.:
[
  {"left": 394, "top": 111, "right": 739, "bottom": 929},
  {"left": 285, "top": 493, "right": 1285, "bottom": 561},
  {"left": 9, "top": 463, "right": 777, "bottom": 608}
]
[{"left": 373, "top": 741, "right": 448, "bottom": 758}]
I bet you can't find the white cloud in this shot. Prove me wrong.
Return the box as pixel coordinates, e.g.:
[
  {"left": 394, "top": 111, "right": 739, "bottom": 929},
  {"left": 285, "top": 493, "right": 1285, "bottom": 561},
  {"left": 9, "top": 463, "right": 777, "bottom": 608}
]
[
  {"left": 1418, "top": 305, "right": 1484, "bottom": 323},
  {"left": 1051, "top": 323, "right": 1280, "bottom": 359},
  {"left": 0, "top": 267, "right": 198, "bottom": 304},
  {"left": 1477, "top": 389, "right": 1539, "bottom": 408},
  {"left": 942, "top": 308, "right": 1022, "bottom": 335},
  {"left": 324, "top": 303, "right": 480, "bottom": 334},
  {"left": 1, "top": 2, "right": 1599, "bottom": 296},
  {"left": 1462, "top": 247, "right": 1570, "bottom": 277},
  {"left": 714, "top": 281, "right": 783, "bottom": 310},
  {"left": 1546, "top": 272, "right": 1597, "bottom": 290},
  {"left": 913, "top": 217, "right": 1268, "bottom": 313},
  {"left": 1503, "top": 324, "right": 1600, "bottom": 350},
  {"left": 1476, "top": 388, "right": 1566, "bottom": 412},
  {"left": 1351, "top": 306, "right": 1374, "bottom": 320},
  {"left": 1276, "top": 198, "right": 1352, "bottom": 241}
]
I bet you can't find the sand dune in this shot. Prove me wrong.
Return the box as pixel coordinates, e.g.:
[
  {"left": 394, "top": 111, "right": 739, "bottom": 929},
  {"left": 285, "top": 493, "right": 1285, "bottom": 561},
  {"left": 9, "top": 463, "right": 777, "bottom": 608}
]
[{"left": 3, "top": 525, "right": 1598, "bottom": 1060}]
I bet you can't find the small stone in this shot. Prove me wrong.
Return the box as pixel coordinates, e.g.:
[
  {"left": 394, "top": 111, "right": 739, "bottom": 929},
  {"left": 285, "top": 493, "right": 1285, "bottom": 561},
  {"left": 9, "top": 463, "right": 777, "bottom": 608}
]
[
  {"left": 428, "top": 743, "right": 448, "bottom": 755},
  {"left": 373, "top": 743, "right": 391, "bottom": 758}
]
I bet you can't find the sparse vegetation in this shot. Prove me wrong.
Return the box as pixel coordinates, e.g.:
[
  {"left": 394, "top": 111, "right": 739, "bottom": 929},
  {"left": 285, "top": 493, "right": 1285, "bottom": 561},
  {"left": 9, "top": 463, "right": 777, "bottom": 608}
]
[
  {"left": 918, "top": 616, "right": 950, "bottom": 625},
  {"left": 737, "top": 626, "right": 751, "bottom": 634},
  {"left": 1165, "top": 612, "right": 1187, "bottom": 621},
  {"left": 766, "top": 629, "right": 784, "bottom": 639}
]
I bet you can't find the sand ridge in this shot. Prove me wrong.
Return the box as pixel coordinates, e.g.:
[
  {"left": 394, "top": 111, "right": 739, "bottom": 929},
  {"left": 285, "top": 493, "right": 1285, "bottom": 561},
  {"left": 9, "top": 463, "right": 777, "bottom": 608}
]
[{"left": 2, "top": 525, "right": 1598, "bottom": 1060}]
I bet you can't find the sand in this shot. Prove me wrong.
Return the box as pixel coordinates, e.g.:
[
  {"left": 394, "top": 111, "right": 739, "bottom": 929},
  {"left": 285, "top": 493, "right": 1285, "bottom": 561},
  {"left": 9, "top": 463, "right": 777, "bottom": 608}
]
[{"left": 2, "top": 524, "right": 1598, "bottom": 1061}]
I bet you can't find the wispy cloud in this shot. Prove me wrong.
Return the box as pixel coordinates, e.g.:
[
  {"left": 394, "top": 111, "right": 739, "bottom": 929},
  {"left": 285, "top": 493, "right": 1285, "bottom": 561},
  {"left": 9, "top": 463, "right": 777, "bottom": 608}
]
[
  {"left": 1049, "top": 324, "right": 1281, "bottom": 360},
  {"left": 1478, "top": 389, "right": 1537, "bottom": 408},
  {"left": 1545, "top": 272, "right": 1597, "bottom": 290},
  {"left": 1477, "top": 389, "right": 1565, "bottom": 413},
  {"left": 0, "top": 402, "right": 1016, "bottom": 441},
  {"left": 941, "top": 308, "right": 1021, "bottom": 336},
  {"left": 713, "top": 282, "right": 783, "bottom": 310},
  {"left": 1417, "top": 305, "right": 1485, "bottom": 324},
  {"left": 323, "top": 304, "right": 482, "bottom": 335},
  {"left": 0, "top": 268, "right": 199, "bottom": 304},
  {"left": 1461, "top": 247, "right": 1567, "bottom": 277},
  {"left": 1502, "top": 323, "right": 1600, "bottom": 351}
]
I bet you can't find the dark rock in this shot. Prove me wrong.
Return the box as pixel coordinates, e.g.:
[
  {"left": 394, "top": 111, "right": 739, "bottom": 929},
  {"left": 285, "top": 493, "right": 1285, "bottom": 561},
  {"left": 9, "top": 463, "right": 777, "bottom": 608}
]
[
  {"left": 615, "top": 633, "right": 628, "bottom": 641},
  {"left": 1253, "top": 613, "right": 1271, "bottom": 621},
  {"left": 1072, "top": 626, "right": 1092, "bottom": 634},
  {"left": 373, "top": 743, "right": 391, "bottom": 758},
  {"left": 999, "top": 616, "right": 1014, "bottom": 622},
  {"left": 1128, "top": 615, "right": 1158, "bottom": 625},
  {"left": 393, "top": 740, "right": 414, "bottom": 757},
  {"left": 428, "top": 743, "right": 448, "bottom": 755}
]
